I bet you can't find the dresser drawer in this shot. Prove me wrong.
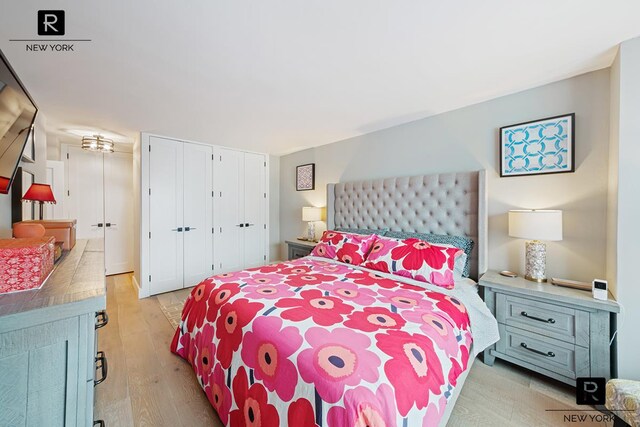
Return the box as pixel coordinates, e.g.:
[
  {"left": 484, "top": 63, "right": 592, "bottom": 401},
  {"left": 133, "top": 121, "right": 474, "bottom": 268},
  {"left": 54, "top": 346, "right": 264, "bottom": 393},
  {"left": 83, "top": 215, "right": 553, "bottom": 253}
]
[
  {"left": 289, "top": 246, "right": 312, "bottom": 260},
  {"left": 496, "top": 293, "right": 589, "bottom": 346},
  {"left": 495, "top": 325, "right": 589, "bottom": 380}
]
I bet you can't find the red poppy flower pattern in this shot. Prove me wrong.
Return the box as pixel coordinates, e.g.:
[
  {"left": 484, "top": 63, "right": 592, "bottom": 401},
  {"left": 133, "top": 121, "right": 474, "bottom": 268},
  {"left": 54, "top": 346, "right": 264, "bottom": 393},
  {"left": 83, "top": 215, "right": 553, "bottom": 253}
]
[
  {"left": 171, "top": 257, "right": 473, "bottom": 427},
  {"left": 362, "top": 236, "right": 464, "bottom": 289},
  {"left": 276, "top": 289, "right": 354, "bottom": 326},
  {"left": 311, "top": 230, "right": 377, "bottom": 266}
]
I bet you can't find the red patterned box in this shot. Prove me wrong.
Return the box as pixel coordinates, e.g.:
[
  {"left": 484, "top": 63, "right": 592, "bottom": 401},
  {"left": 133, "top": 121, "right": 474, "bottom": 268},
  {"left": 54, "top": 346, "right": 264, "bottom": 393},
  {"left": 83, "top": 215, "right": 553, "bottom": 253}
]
[{"left": 0, "top": 237, "right": 55, "bottom": 294}]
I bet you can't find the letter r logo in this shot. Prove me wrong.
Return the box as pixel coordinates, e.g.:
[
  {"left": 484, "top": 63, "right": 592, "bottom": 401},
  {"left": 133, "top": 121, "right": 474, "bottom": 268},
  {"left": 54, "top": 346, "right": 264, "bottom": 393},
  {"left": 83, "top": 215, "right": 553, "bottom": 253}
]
[
  {"left": 38, "top": 10, "right": 65, "bottom": 36},
  {"left": 576, "top": 377, "right": 606, "bottom": 405}
]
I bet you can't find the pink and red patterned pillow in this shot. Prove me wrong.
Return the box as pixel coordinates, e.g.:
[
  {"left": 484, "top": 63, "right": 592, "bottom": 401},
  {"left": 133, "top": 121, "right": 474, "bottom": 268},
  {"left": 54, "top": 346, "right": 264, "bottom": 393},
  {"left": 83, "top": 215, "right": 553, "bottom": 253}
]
[
  {"left": 361, "top": 236, "right": 464, "bottom": 289},
  {"left": 311, "top": 230, "right": 377, "bottom": 266}
]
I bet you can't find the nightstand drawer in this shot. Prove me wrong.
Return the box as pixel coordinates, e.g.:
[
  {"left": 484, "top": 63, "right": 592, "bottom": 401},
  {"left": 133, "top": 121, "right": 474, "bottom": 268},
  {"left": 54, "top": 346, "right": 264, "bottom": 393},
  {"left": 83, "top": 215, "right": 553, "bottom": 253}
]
[
  {"left": 496, "top": 293, "right": 589, "bottom": 347},
  {"left": 495, "top": 325, "right": 589, "bottom": 380}
]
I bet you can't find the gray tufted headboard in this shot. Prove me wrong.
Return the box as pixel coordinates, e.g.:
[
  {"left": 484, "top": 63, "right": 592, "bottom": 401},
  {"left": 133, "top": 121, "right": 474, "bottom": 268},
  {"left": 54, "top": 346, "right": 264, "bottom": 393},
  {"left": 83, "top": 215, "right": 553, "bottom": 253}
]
[{"left": 326, "top": 170, "right": 487, "bottom": 280}]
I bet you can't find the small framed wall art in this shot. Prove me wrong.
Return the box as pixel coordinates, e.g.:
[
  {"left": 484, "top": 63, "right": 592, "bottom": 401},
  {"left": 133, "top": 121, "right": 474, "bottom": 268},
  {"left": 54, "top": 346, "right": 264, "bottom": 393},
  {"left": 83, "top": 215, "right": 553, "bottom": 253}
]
[
  {"left": 296, "top": 163, "right": 315, "bottom": 191},
  {"left": 500, "top": 113, "right": 575, "bottom": 177}
]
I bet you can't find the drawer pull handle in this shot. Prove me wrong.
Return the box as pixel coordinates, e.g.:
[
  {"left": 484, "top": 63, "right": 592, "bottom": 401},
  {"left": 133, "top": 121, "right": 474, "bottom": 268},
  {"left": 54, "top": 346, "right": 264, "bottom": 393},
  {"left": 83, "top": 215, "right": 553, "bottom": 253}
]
[
  {"left": 95, "top": 310, "right": 109, "bottom": 329},
  {"left": 93, "top": 421, "right": 105, "bottom": 427},
  {"left": 520, "top": 342, "right": 555, "bottom": 358},
  {"left": 94, "top": 351, "right": 108, "bottom": 386},
  {"left": 520, "top": 311, "right": 555, "bottom": 324}
]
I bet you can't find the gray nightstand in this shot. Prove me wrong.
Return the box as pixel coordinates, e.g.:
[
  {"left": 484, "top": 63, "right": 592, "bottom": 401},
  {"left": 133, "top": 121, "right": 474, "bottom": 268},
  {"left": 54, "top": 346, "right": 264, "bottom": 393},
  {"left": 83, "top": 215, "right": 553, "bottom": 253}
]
[
  {"left": 285, "top": 240, "right": 316, "bottom": 260},
  {"left": 479, "top": 270, "right": 620, "bottom": 386}
]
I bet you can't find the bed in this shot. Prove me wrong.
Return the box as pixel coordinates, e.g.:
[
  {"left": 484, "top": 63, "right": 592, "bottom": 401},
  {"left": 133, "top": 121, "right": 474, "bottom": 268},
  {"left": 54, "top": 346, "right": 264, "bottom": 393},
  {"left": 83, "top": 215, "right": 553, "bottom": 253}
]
[{"left": 171, "top": 171, "right": 500, "bottom": 426}]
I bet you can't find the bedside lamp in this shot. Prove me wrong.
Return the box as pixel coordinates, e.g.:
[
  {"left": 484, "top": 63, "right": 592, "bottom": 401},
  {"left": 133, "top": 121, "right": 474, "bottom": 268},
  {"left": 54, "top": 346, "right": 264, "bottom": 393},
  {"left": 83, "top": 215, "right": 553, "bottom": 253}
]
[
  {"left": 302, "top": 206, "right": 322, "bottom": 241},
  {"left": 508, "top": 209, "right": 562, "bottom": 282},
  {"left": 22, "top": 183, "right": 56, "bottom": 220}
]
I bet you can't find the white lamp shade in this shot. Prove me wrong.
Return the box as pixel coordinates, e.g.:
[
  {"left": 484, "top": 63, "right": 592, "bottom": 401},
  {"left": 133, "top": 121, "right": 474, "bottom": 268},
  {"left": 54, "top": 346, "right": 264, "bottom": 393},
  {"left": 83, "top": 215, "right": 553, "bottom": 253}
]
[
  {"left": 302, "top": 206, "right": 322, "bottom": 222},
  {"left": 508, "top": 210, "right": 563, "bottom": 241}
]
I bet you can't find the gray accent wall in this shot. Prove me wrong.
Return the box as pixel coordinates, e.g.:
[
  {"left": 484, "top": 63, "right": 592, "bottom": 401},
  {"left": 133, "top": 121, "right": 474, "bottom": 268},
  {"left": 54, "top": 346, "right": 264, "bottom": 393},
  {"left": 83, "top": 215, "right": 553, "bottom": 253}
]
[
  {"left": 608, "top": 37, "right": 640, "bottom": 380},
  {"left": 279, "top": 69, "right": 611, "bottom": 284}
]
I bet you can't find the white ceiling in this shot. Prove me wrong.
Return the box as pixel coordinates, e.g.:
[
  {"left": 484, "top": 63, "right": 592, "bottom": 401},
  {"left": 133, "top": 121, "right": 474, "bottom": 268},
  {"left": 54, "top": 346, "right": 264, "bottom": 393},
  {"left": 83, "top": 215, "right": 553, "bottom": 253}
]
[{"left": 1, "top": 1, "right": 639, "bottom": 154}]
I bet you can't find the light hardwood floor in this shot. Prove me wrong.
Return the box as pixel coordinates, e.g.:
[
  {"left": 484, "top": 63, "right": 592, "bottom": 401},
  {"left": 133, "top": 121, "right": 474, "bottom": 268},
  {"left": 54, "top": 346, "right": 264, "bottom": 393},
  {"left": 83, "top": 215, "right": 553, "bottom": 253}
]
[{"left": 95, "top": 274, "right": 612, "bottom": 427}]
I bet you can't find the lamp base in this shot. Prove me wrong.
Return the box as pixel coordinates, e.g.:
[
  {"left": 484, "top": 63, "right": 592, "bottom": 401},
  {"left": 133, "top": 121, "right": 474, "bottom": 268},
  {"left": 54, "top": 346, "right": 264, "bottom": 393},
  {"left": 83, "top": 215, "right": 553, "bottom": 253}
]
[
  {"left": 525, "top": 274, "right": 547, "bottom": 283},
  {"left": 306, "top": 222, "right": 316, "bottom": 241},
  {"left": 524, "top": 240, "right": 547, "bottom": 282}
]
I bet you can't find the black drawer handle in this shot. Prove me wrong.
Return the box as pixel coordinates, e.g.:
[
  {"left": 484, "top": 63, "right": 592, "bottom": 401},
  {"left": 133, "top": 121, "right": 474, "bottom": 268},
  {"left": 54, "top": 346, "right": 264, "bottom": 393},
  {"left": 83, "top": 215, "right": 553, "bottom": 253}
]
[
  {"left": 94, "top": 351, "right": 108, "bottom": 386},
  {"left": 95, "top": 310, "right": 109, "bottom": 329},
  {"left": 94, "top": 421, "right": 105, "bottom": 427},
  {"left": 520, "top": 342, "right": 555, "bottom": 358},
  {"left": 520, "top": 311, "right": 555, "bottom": 324}
]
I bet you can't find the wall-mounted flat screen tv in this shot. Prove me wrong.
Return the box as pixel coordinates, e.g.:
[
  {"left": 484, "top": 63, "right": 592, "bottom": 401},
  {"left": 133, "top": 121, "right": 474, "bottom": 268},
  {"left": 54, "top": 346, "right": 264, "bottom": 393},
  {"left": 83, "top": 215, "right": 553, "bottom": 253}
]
[{"left": 0, "top": 49, "right": 38, "bottom": 194}]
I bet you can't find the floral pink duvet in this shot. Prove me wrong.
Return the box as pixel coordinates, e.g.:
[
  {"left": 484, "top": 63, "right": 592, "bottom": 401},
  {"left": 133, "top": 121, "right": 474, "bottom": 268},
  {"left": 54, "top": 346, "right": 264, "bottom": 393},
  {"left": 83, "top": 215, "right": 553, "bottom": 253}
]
[{"left": 171, "top": 258, "right": 473, "bottom": 427}]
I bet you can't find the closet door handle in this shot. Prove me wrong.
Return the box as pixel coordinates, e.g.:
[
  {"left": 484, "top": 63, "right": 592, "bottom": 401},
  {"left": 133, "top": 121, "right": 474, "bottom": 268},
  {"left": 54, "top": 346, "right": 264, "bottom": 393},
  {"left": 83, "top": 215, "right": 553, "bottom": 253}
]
[
  {"left": 245, "top": 223, "right": 254, "bottom": 227},
  {"left": 171, "top": 227, "right": 183, "bottom": 232},
  {"left": 92, "top": 223, "right": 104, "bottom": 227},
  {"left": 105, "top": 223, "right": 117, "bottom": 228},
  {"left": 187, "top": 227, "right": 196, "bottom": 231},
  {"left": 236, "top": 224, "right": 245, "bottom": 228}
]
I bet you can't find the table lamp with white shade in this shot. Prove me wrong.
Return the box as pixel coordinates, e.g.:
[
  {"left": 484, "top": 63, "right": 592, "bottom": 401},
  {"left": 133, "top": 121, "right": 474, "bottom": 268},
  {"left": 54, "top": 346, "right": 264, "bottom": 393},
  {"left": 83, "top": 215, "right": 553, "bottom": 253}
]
[
  {"left": 302, "top": 206, "right": 322, "bottom": 241},
  {"left": 508, "top": 209, "right": 563, "bottom": 282}
]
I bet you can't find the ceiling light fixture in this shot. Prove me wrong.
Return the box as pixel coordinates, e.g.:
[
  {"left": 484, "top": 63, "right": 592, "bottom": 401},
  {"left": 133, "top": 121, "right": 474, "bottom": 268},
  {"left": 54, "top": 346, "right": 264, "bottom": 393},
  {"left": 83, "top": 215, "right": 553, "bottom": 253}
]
[{"left": 81, "top": 135, "right": 114, "bottom": 153}]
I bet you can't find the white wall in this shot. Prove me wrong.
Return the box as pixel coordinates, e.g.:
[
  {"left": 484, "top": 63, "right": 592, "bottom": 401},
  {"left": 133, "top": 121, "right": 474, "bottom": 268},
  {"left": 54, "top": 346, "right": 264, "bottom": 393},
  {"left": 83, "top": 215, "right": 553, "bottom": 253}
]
[
  {"left": 268, "top": 155, "right": 280, "bottom": 261},
  {"left": 132, "top": 135, "right": 142, "bottom": 288},
  {"left": 608, "top": 37, "right": 640, "bottom": 380},
  {"left": 0, "top": 113, "right": 48, "bottom": 237},
  {"left": 279, "top": 69, "right": 611, "bottom": 283}
]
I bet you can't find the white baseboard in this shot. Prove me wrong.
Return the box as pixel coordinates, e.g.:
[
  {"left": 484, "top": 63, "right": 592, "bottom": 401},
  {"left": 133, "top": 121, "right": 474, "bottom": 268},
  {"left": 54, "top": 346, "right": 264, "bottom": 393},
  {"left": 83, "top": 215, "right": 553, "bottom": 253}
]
[{"left": 131, "top": 274, "right": 148, "bottom": 299}]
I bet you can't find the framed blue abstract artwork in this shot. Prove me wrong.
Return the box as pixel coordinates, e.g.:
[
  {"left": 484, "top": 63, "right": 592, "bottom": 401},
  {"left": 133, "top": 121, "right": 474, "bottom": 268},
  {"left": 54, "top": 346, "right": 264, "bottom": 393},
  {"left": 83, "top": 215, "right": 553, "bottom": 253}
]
[{"left": 500, "top": 113, "right": 575, "bottom": 177}]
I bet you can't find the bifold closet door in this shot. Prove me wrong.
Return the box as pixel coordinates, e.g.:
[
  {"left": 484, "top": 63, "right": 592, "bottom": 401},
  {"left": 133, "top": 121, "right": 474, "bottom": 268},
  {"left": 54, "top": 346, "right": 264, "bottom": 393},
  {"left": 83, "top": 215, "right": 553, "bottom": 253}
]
[
  {"left": 104, "top": 152, "right": 134, "bottom": 275},
  {"left": 149, "top": 136, "right": 184, "bottom": 294},
  {"left": 214, "top": 148, "right": 244, "bottom": 273},
  {"left": 182, "top": 143, "right": 214, "bottom": 287},
  {"left": 243, "top": 152, "right": 267, "bottom": 268},
  {"left": 66, "top": 146, "right": 104, "bottom": 239}
]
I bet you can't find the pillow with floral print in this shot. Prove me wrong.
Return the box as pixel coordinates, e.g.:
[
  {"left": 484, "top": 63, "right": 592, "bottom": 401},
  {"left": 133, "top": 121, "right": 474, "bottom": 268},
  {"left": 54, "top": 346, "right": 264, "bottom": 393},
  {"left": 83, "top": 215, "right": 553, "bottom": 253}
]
[
  {"left": 311, "top": 230, "right": 377, "bottom": 266},
  {"left": 361, "top": 236, "right": 464, "bottom": 289}
]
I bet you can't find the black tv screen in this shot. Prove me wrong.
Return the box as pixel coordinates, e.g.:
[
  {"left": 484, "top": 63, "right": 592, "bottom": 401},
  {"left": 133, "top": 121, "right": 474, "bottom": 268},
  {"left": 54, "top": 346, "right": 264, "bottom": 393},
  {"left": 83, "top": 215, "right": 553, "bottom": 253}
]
[{"left": 0, "top": 49, "right": 38, "bottom": 194}]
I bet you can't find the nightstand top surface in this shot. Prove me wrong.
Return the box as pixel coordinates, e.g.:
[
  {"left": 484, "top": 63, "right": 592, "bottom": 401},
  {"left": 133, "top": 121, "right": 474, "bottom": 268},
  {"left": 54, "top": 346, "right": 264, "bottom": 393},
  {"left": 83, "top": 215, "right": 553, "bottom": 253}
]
[
  {"left": 285, "top": 239, "right": 317, "bottom": 248},
  {"left": 480, "top": 270, "right": 619, "bottom": 313}
]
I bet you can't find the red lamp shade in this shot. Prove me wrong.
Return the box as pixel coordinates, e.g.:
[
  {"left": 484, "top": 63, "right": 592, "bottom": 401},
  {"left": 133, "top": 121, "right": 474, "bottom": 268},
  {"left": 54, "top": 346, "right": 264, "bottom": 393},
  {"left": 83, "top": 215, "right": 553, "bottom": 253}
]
[
  {"left": 22, "top": 183, "right": 57, "bottom": 204},
  {"left": 0, "top": 176, "right": 9, "bottom": 194}
]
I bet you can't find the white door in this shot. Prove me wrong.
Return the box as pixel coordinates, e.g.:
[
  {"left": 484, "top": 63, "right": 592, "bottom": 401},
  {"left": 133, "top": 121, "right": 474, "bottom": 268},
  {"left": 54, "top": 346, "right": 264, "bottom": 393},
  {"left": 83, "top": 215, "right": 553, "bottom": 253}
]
[
  {"left": 65, "top": 146, "right": 104, "bottom": 239},
  {"left": 45, "top": 160, "right": 65, "bottom": 219},
  {"left": 149, "top": 137, "right": 184, "bottom": 294},
  {"left": 104, "top": 152, "right": 134, "bottom": 275},
  {"left": 243, "top": 153, "right": 267, "bottom": 268},
  {"left": 214, "top": 148, "right": 244, "bottom": 273},
  {"left": 183, "top": 143, "right": 214, "bottom": 287}
]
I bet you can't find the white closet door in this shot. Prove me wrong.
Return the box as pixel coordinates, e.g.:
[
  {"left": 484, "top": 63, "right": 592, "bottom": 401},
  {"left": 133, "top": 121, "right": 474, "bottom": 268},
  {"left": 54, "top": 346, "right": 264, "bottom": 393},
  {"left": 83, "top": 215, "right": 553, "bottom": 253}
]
[
  {"left": 45, "top": 160, "right": 65, "bottom": 219},
  {"left": 243, "top": 153, "right": 267, "bottom": 268},
  {"left": 183, "top": 143, "right": 214, "bottom": 287},
  {"left": 104, "top": 152, "right": 134, "bottom": 275},
  {"left": 214, "top": 148, "right": 244, "bottom": 273},
  {"left": 66, "top": 146, "right": 104, "bottom": 239},
  {"left": 149, "top": 137, "right": 184, "bottom": 294}
]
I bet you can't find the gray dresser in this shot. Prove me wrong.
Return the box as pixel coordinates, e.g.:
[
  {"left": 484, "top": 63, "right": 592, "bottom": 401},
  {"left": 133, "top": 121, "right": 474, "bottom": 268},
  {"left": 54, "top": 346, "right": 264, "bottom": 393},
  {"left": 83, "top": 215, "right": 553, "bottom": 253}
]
[
  {"left": 479, "top": 270, "right": 619, "bottom": 386},
  {"left": 0, "top": 239, "right": 107, "bottom": 426}
]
